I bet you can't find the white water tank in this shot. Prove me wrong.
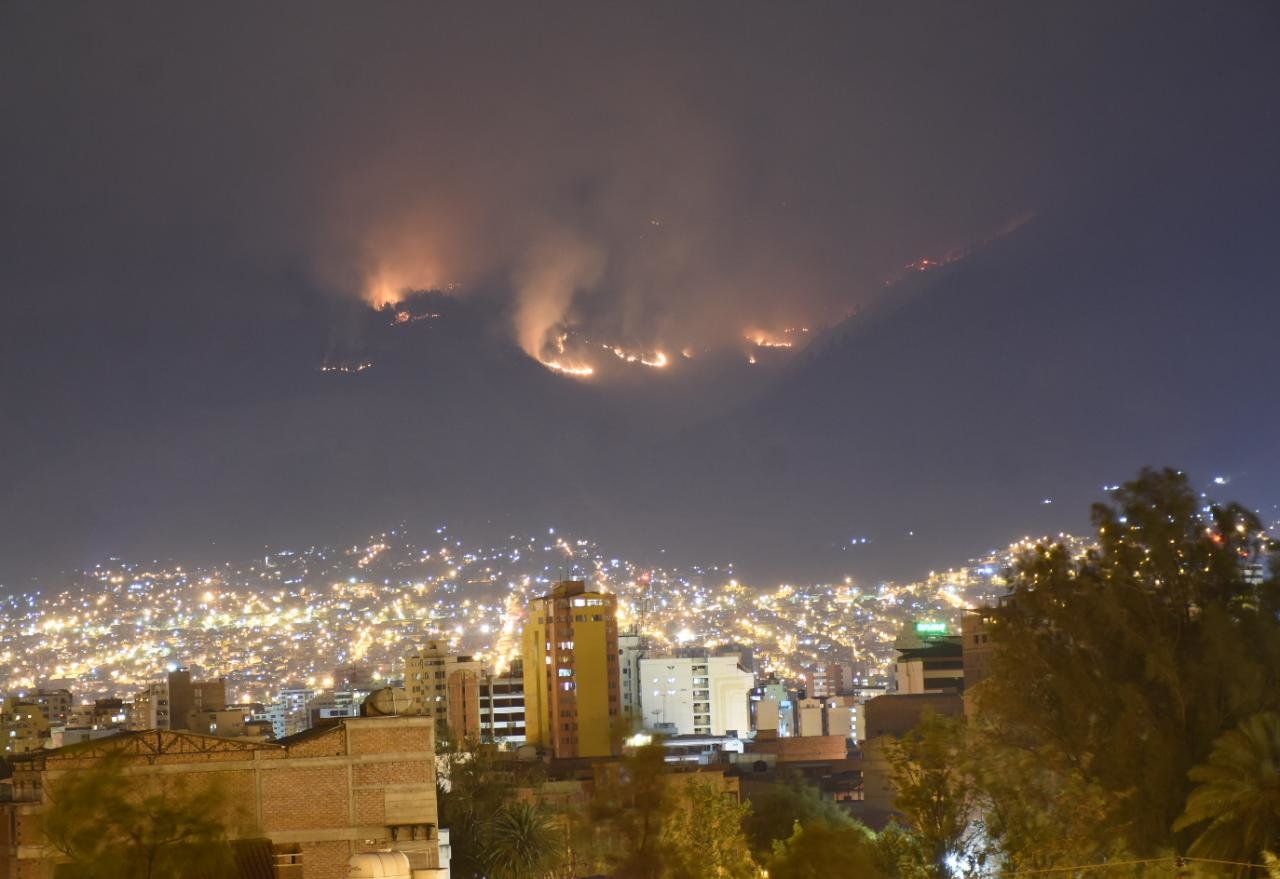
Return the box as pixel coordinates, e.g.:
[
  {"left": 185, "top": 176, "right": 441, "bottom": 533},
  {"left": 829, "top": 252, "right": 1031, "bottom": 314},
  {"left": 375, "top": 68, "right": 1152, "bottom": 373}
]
[{"left": 348, "top": 851, "right": 412, "bottom": 879}]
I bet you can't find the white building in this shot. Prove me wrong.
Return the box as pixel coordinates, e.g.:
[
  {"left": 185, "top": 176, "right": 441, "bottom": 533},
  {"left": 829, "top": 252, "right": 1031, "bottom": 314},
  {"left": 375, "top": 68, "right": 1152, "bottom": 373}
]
[
  {"left": 821, "top": 686, "right": 888, "bottom": 742},
  {"left": 618, "top": 632, "right": 645, "bottom": 727},
  {"left": 639, "top": 654, "right": 753, "bottom": 737},
  {"left": 795, "top": 697, "right": 825, "bottom": 737},
  {"left": 254, "top": 686, "right": 315, "bottom": 739}
]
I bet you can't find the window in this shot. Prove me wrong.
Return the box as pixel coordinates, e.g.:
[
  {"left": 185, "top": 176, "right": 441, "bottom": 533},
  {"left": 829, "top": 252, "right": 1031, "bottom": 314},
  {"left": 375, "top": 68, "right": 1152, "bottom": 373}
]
[{"left": 558, "top": 668, "right": 574, "bottom": 677}]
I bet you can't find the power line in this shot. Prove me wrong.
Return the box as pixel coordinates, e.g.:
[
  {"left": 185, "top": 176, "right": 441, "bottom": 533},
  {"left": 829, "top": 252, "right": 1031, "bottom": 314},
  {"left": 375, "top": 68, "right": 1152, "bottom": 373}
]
[
  {"left": 1003, "top": 856, "right": 1271, "bottom": 877},
  {"left": 1185, "top": 857, "right": 1270, "bottom": 870},
  {"left": 1004, "top": 857, "right": 1168, "bottom": 876}
]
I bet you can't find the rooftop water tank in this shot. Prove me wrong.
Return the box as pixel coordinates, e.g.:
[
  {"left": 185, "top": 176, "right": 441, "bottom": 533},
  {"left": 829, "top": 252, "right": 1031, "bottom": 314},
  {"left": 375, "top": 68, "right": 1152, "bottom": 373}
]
[{"left": 348, "top": 851, "right": 412, "bottom": 879}]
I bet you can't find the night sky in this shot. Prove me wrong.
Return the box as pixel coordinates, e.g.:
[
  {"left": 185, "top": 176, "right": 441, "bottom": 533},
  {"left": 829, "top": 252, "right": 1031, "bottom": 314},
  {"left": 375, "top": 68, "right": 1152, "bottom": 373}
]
[{"left": 2, "top": 2, "right": 1278, "bottom": 587}]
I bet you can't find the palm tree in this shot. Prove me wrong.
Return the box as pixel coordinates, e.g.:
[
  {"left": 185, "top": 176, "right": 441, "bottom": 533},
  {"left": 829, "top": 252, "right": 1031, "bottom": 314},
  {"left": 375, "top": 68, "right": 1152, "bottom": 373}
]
[
  {"left": 1174, "top": 711, "right": 1280, "bottom": 865},
  {"left": 483, "top": 802, "right": 565, "bottom": 879}
]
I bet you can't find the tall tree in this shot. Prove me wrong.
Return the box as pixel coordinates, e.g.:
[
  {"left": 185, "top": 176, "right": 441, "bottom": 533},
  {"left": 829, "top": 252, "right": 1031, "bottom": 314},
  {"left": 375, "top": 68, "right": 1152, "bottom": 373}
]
[
  {"left": 593, "top": 743, "right": 675, "bottom": 879},
  {"left": 741, "top": 772, "right": 857, "bottom": 856},
  {"left": 1174, "top": 711, "right": 1280, "bottom": 866},
  {"left": 662, "top": 778, "right": 756, "bottom": 879},
  {"left": 589, "top": 743, "right": 761, "bottom": 879},
  {"left": 43, "top": 757, "right": 241, "bottom": 879},
  {"left": 975, "top": 468, "right": 1280, "bottom": 859},
  {"left": 884, "top": 712, "right": 988, "bottom": 879},
  {"left": 767, "top": 820, "right": 887, "bottom": 879}
]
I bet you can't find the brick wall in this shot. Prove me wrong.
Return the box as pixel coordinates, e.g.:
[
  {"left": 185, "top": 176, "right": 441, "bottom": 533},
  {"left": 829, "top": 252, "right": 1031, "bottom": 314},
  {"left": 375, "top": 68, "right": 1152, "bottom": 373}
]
[
  {"left": 346, "top": 725, "right": 430, "bottom": 757},
  {"left": 1, "top": 719, "right": 440, "bottom": 879},
  {"left": 299, "top": 840, "right": 353, "bottom": 879},
  {"left": 261, "top": 766, "right": 350, "bottom": 832}
]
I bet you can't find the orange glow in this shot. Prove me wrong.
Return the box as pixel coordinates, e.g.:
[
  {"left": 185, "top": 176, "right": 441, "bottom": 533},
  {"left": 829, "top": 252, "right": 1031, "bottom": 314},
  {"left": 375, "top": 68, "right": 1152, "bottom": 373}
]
[
  {"left": 540, "top": 359, "right": 595, "bottom": 378},
  {"left": 360, "top": 254, "right": 446, "bottom": 309},
  {"left": 602, "top": 343, "right": 668, "bottom": 368},
  {"left": 746, "top": 330, "right": 794, "bottom": 349}
]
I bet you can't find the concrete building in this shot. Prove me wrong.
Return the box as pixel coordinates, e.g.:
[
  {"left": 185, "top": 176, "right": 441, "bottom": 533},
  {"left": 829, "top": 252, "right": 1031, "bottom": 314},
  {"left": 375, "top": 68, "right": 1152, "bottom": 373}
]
[
  {"left": 1, "top": 699, "right": 49, "bottom": 756},
  {"left": 639, "top": 654, "right": 753, "bottom": 737},
  {"left": 257, "top": 687, "right": 317, "bottom": 739},
  {"left": 804, "top": 663, "right": 858, "bottom": 698},
  {"left": 129, "top": 682, "right": 171, "bottom": 731},
  {"left": 617, "top": 632, "right": 645, "bottom": 728},
  {"left": 745, "top": 734, "right": 848, "bottom": 764},
  {"left": 479, "top": 662, "right": 526, "bottom": 744},
  {"left": 31, "top": 689, "right": 72, "bottom": 726},
  {"left": 893, "top": 622, "right": 964, "bottom": 695},
  {"left": 0, "top": 716, "right": 447, "bottom": 878},
  {"left": 521, "top": 580, "right": 620, "bottom": 758},
  {"left": 822, "top": 686, "right": 887, "bottom": 743},
  {"left": 961, "top": 607, "right": 998, "bottom": 714},
  {"left": 167, "top": 669, "right": 228, "bottom": 731},
  {"left": 128, "top": 670, "right": 228, "bottom": 732},
  {"left": 185, "top": 707, "right": 252, "bottom": 738},
  {"left": 751, "top": 681, "right": 792, "bottom": 738},
  {"left": 863, "top": 692, "right": 964, "bottom": 740},
  {"left": 307, "top": 691, "right": 362, "bottom": 730},
  {"left": 88, "top": 698, "right": 126, "bottom": 730},
  {"left": 794, "top": 697, "right": 825, "bottom": 738},
  {"left": 405, "top": 640, "right": 485, "bottom": 743}
]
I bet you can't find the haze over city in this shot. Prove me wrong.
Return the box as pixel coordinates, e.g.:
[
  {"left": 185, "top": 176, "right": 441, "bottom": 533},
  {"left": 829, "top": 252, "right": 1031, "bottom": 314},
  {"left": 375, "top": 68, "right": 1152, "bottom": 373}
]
[
  {"left": 5, "top": 4, "right": 1280, "bottom": 879},
  {"left": 3, "top": 2, "right": 1277, "bottom": 590}
]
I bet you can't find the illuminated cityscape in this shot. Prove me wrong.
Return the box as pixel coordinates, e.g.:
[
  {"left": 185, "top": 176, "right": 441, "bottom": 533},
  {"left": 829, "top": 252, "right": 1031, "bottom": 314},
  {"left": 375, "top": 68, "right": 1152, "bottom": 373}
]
[
  {"left": 3, "top": 2, "right": 1278, "bottom": 877},
  {"left": 0, "top": 528, "right": 1093, "bottom": 706}
]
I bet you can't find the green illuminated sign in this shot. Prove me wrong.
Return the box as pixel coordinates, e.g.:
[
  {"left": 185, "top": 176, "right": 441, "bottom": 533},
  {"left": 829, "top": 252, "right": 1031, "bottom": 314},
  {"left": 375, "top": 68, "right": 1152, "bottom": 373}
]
[{"left": 915, "top": 621, "right": 949, "bottom": 636}]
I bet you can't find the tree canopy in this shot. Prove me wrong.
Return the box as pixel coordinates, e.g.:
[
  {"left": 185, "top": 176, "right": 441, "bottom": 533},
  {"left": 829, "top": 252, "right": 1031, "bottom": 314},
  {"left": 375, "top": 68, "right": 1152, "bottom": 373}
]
[
  {"left": 741, "top": 771, "right": 858, "bottom": 855},
  {"left": 970, "top": 468, "right": 1280, "bottom": 867},
  {"left": 43, "top": 756, "right": 243, "bottom": 879}
]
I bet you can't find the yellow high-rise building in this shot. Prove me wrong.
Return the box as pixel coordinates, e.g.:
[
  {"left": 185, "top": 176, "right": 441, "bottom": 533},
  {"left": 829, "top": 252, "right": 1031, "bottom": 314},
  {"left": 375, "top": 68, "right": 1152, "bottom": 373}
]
[{"left": 521, "top": 580, "right": 619, "bottom": 758}]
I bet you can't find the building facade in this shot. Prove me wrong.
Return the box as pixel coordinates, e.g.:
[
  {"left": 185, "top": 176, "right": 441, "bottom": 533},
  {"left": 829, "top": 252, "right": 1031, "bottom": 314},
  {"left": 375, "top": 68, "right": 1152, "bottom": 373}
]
[
  {"left": 0, "top": 716, "right": 445, "bottom": 879},
  {"left": 479, "top": 662, "right": 526, "bottom": 745},
  {"left": 893, "top": 622, "right": 964, "bottom": 695},
  {"left": 617, "top": 632, "right": 645, "bottom": 728},
  {"left": 0, "top": 699, "right": 49, "bottom": 756},
  {"left": 128, "top": 669, "right": 228, "bottom": 733},
  {"left": 961, "top": 607, "right": 997, "bottom": 714},
  {"left": 521, "top": 580, "right": 619, "bottom": 758},
  {"left": 638, "top": 655, "right": 754, "bottom": 737},
  {"left": 404, "top": 641, "right": 484, "bottom": 743}
]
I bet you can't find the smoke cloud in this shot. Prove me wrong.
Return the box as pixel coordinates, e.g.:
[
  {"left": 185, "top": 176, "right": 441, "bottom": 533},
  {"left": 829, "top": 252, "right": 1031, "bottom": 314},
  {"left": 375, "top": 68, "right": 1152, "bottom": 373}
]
[
  {"left": 512, "top": 230, "right": 606, "bottom": 365},
  {"left": 3, "top": 2, "right": 1254, "bottom": 372}
]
